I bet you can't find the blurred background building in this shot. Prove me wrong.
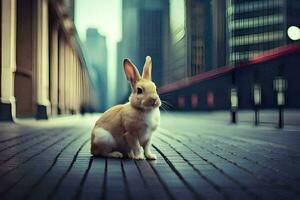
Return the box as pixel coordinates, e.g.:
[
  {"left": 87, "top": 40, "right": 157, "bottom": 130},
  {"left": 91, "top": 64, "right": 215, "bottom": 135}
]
[
  {"left": 227, "top": 0, "right": 300, "bottom": 64},
  {"left": 0, "top": 0, "right": 95, "bottom": 121},
  {"left": 84, "top": 28, "right": 107, "bottom": 111},
  {"left": 164, "top": 0, "right": 227, "bottom": 85},
  {"left": 75, "top": 0, "right": 300, "bottom": 111},
  {"left": 1, "top": 0, "right": 300, "bottom": 122},
  {"left": 116, "top": 0, "right": 168, "bottom": 103},
  {"left": 159, "top": 0, "right": 300, "bottom": 111}
]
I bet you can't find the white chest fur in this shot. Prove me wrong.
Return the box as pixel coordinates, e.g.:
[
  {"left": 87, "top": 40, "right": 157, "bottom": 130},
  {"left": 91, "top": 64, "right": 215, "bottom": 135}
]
[
  {"left": 139, "top": 108, "right": 160, "bottom": 143},
  {"left": 145, "top": 107, "right": 160, "bottom": 131}
]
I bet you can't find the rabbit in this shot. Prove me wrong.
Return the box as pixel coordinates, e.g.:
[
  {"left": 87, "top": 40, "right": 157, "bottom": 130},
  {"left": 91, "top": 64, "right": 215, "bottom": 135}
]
[{"left": 91, "top": 56, "right": 161, "bottom": 160}]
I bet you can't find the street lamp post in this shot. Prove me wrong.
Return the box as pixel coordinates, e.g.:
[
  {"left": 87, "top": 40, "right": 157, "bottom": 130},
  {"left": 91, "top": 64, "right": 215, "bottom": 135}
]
[
  {"left": 230, "top": 87, "right": 238, "bottom": 124},
  {"left": 253, "top": 84, "right": 261, "bottom": 126},
  {"left": 273, "top": 77, "right": 287, "bottom": 128}
]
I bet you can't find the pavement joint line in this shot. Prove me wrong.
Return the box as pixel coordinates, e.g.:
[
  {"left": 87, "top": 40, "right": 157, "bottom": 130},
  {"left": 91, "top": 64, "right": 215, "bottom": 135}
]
[
  {"left": 200, "top": 135, "right": 297, "bottom": 175},
  {"left": 0, "top": 132, "right": 73, "bottom": 178},
  {"left": 0, "top": 131, "right": 64, "bottom": 165},
  {"left": 187, "top": 130, "right": 299, "bottom": 180},
  {"left": 134, "top": 160, "right": 148, "bottom": 187},
  {"left": 0, "top": 132, "right": 78, "bottom": 197},
  {"left": 197, "top": 131, "right": 298, "bottom": 159},
  {"left": 73, "top": 156, "right": 94, "bottom": 200},
  {"left": 100, "top": 158, "right": 108, "bottom": 200},
  {"left": 152, "top": 143, "right": 203, "bottom": 200},
  {"left": 203, "top": 134, "right": 286, "bottom": 155},
  {"left": 157, "top": 131, "right": 264, "bottom": 199},
  {"left": 199, "top": 127, "right": 299, "bottom": 153},
  {"left": 159, "top": 128, "right": 300, "bottom": 197},
  {"left": 154, "top": 136, "right": 234, "bottom": 200},
  {"left": 0, "top": 129, "right": 39, "bottom": 143},
  {"left": 0, "top": 171, "right": 28, "bottom": 197},
  {"left": 134, "top": 160, "right": 165, "bottom": 200},
  {"left": 47, "top": 136, "right": 90, "bottom": 200},
  {"left": 140, "top": 160, "right": 174, "bottom": 200},
  {"left": 22, "top": 132, "right": 87, "bottom": 200},
  {"left": 208, "top": 137, "right": 300, "bottom": 180},
  {"left": 162, "top": 126, "right": 292, "bottom": 164},
  {"left": 207, "top": 133, "right": 300, "bottom": 155},
  {"left": 121, "top": 159, "right": 132, "bottom": 200},
  {"left": 0, "top": 131, "right": 48, "bottom": 153},
  {"left": 0, "top": 132, "right": 83, "bottom": 197},
  {"left": 146, "top": 150, "right": 186, "bottom": 200},
  {"left": 1, "top": 114, "right": 299, "bottom": 200}
]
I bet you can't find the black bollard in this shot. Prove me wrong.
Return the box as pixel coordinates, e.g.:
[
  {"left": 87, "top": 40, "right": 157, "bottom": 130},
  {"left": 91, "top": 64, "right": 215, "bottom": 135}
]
[
  {"left": 278, "top": 106, "right": 284, "bottom": 128},
  {"left": 231, "top": 110, "right": 237, "bottom": 124},
  {"left": 254, "top": 106, "right": 259, "bottom": 126}
]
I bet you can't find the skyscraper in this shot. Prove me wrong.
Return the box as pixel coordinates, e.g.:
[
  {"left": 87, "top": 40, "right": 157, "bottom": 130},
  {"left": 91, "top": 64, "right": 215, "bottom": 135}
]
[
  {"left": 84, "top": 28, "right": 108, "bottom": 111},
  {"left": 227, "top": 0, "right": 300, "bottom": 64},
  {"left": 118, "top": 0, "right": 168, "bottom": 88},
  {"left": 163, "top": 0, "right": 226, "bottom": 85}
]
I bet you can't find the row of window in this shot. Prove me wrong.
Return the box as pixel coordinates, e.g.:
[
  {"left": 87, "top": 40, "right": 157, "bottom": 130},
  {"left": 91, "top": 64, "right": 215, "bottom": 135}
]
[
  {"left": 229, "top": 30, "right": 284, "bottom": 46},
  {"left": 229, "top": 51, "right": 261, "bottom": 62},
  {"left": 190, "top": 0, "right": 205, "bottom": 76},
  {"left": 229, "top": 45, "right": 282, "bottom": 63},
  {"left": 227, "top": 0, "right": 284, "bottom": 15},
  {"left": 191, "top": 46, "right": 205, "bottom": 76},
  {"left": 228, "top": 14, "right": 284, "bottom": 30},
  {"left": 231, "top": 40, "right": 283, "bottom": 52},
  {"left": 232, "top": 7, "right": 282, "bottom": 20},
  {"left": 231, "top": 23, "right": 283, "bottom": 37}
]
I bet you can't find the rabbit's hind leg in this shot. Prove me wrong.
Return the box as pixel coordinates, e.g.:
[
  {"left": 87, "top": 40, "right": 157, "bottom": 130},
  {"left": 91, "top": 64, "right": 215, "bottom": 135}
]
[{"left": 91, "top": 127, "right": 123, "bottom": 158}]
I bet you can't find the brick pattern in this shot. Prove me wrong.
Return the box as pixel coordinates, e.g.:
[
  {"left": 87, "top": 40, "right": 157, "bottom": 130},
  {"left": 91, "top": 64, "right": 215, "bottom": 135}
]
[{"left": 0, "top": 122, "right": 300, "bottom": 200}]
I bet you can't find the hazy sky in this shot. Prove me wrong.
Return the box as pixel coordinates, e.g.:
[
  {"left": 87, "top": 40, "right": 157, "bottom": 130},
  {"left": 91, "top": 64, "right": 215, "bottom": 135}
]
[
  {"left": 75, "top": 0, "right": 122, "bottom": 42},
  {"left": 75, "top": 0, "right": 122, "bottom": 105}
]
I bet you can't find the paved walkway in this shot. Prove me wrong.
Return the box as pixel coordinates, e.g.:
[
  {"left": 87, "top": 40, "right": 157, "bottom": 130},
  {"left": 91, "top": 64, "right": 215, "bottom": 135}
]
[{"left": 0, "top": 113, "right": 300, "bottom": 200}]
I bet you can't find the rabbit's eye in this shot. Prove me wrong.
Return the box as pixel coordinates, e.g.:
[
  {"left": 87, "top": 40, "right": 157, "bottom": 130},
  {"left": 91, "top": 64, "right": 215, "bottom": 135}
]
[{"left": 137, "top": 87, "right": 143, "bottom": 94}]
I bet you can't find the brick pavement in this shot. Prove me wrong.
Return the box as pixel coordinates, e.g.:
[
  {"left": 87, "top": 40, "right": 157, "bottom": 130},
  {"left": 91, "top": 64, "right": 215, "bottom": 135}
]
[{"left": 0, "top": 114, "right": 300, "bottom": 200}]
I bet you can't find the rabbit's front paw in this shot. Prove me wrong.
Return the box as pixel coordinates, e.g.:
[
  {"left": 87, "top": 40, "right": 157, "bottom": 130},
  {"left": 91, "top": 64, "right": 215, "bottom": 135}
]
[
  {"left": 145, "top": 152, "right": 157, "bottom": 160},
  {"left": 127, "top": 151, "right": 145, "bottom": 160}
]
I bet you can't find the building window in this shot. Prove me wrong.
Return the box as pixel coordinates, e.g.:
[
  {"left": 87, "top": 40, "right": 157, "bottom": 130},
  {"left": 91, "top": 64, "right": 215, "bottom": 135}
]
[{"left": 190, "top": 0, "right": 205, "bottom": 76}]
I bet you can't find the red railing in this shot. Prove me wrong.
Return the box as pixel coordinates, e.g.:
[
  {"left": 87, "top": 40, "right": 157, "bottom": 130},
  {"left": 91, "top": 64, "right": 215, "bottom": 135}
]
[{"left": 158, "top": 44, "right": 300, "bottom": 94}]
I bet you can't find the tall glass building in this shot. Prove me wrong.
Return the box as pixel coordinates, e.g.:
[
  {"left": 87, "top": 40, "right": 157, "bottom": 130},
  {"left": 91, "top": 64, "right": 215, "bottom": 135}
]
[
  {"left": 227, "top": 0, "right": 300, "bottom": 64},
  {"left": 164, "top": 0, "right": 226, "bottom": 85}
]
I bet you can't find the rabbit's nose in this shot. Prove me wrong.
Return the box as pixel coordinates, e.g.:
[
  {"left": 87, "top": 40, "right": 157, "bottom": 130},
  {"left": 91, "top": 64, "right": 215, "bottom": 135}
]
[{"left": 149, "top": 97, "right": 157, "bottom": 106}]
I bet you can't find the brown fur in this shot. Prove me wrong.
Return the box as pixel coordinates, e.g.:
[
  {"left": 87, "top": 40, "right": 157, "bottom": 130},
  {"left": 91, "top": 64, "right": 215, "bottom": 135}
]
[{"left": 91, "top": 56, "right": 161, "bottom": 160}]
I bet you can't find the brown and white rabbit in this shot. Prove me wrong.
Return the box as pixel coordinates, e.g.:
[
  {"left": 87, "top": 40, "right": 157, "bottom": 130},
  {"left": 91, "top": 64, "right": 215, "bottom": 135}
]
[{"left": 91, "top": 56, "right": 161, "bottom": 160}]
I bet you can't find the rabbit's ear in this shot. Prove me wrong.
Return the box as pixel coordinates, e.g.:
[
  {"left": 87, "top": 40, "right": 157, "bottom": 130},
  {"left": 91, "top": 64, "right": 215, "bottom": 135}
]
[
  {"left": 123, "top": 58, "right": 141, "bottom": 87},
  {"left": 142, "top": 56, "right": 152, "bottom": 81}
]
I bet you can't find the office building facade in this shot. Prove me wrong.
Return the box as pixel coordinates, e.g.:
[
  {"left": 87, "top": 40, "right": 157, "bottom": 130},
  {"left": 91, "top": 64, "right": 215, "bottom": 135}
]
[
  {"left": 0, "top": 0, "right": 94, "bottom": 121},
  {"left": 227, "top": 0, "right": 300, "bottom": 64},
  {"left": 163, "top": 0, "right": 226, "bottom": 85},
  {"left": 116, "top": 0, "right": 168, "bottom": 103}
]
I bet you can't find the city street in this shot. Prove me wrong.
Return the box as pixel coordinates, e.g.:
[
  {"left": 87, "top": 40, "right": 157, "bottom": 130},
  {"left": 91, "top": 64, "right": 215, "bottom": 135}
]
[
  {"left": 1, "top": 1, "right": 300, "bottom": 200},
  {"left": 0, "top": 112, "right": 300, "bottom": 200}
]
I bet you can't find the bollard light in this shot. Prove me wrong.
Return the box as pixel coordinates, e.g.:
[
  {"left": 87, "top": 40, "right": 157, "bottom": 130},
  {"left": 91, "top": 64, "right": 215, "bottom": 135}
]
[
  {"left": 277, "top": 92, "right": 285, "bottom": 106},
  {"left": 231, "top": 87, "right": 238, "bottom": 110},
  {"left": 230, "top": 87, "right": 238, "bottom": 124},
  {"left": 253, "top": 84, "right": 261, "bottom": 106},
  {"left": 273, "top": 76, "right": 287, "bottom": 128},
  {"left": 273, "top": 76, "right": 287, "bottom": 106},
  {"left": 253, "top": 84, "right": 261, "bottom": 125}
]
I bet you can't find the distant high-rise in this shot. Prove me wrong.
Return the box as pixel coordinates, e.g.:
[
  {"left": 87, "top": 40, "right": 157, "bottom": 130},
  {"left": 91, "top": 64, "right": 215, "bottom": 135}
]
[
  {"left": 84, "top": 28, "right": 108, "bottom": 111},
  {"left": 118, "top": 0, "right": 168, "bottom": 88},
  {"left": 116, "top": 40, "right": 130, "bottom": 103},
  {"left": 64, "top": 0, "right": 75, "bottom": 20},
  {"left": 227, "top": 0, "right": 300, "bottom": 64},
  {"left": 163, "top": 0, "right": 226, "bottom": 85}
]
